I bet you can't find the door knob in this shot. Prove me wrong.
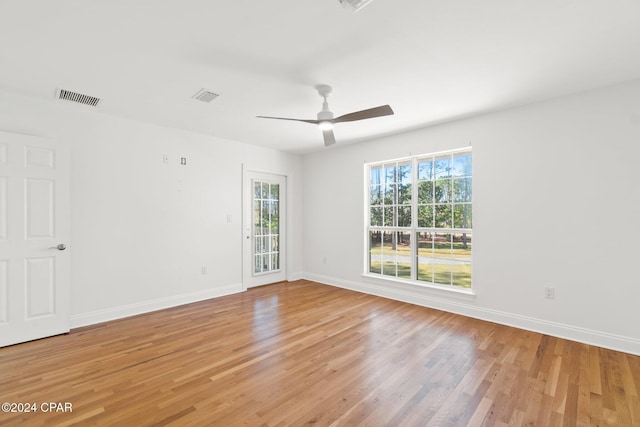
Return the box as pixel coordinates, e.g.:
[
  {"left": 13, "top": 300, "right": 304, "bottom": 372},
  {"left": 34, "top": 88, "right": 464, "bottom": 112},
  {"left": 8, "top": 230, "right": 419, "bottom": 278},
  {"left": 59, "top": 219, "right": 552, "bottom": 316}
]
[{"left": 56, "top": 244, "right": 67, "bottom": 251}]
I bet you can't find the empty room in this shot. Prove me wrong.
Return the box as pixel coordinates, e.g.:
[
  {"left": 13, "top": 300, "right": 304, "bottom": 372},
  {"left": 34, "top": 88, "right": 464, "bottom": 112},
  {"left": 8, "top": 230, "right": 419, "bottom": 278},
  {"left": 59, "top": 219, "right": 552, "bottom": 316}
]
[{"left": 1, "top": 0, "right": 640, "bottom": 425}]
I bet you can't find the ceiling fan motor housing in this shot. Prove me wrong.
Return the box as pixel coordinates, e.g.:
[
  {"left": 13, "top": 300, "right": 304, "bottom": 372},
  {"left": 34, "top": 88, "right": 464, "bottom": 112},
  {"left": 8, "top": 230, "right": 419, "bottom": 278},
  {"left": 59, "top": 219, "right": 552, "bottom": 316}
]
[
  {"left": 317, "top": 107, "right": 334, "bottom": 130},
  {"left": 317, "top": 107, "right": 334, "bottom": 121}
]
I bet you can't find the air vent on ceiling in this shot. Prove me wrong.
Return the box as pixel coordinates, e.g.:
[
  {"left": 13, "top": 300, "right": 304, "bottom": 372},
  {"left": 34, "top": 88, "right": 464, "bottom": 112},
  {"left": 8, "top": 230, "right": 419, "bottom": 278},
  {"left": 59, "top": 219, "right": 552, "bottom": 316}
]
[
  {"left": 56, "top": 88, "right": 101, "bottom": 107},
  {"left": 339, "top": 0, "right": 374, "bottom": 12},
  {"left": 192, "top": 89, "right": 220, "bottom": 103}
]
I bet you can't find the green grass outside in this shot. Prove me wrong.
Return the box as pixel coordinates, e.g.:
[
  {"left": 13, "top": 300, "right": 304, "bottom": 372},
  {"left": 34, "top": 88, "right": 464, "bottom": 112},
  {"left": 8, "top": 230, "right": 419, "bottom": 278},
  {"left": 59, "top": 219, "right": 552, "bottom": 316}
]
[
  {"left": 370, "top": 261, "right": 471, "bottom": 288},
  {"left": 371, "top": 242, "right": 471, "bottom": 259}
]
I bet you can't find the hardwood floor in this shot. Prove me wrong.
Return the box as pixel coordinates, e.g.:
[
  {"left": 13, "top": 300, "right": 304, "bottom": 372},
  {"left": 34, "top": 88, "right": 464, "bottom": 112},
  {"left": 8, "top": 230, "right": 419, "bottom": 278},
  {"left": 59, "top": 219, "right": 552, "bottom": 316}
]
[{"left": 1, "top": 280, "right": 639, "bottom": 426}]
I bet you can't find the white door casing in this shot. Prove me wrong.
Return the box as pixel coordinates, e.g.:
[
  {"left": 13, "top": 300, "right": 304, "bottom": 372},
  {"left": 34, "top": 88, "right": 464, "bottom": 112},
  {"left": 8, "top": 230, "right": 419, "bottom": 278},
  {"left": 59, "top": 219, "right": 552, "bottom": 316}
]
[
  {"left": 0, "top": 131, "right": 70, "bottom": 347},
  {"left": 243, "top": 169, "right": 286, "bottom": 288}
]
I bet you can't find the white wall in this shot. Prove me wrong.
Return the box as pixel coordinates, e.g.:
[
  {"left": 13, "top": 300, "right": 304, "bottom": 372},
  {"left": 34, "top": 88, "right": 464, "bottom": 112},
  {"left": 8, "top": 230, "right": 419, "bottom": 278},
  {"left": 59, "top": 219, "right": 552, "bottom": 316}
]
[
  {"left": 0, "top": 90, "right": 303, "bottom": 327},
  {"left": 302, "top": 79, "right": 640, "bottom": 355},
  {"left": 3, "top": 79, "right": 639, "bottom": 355}
]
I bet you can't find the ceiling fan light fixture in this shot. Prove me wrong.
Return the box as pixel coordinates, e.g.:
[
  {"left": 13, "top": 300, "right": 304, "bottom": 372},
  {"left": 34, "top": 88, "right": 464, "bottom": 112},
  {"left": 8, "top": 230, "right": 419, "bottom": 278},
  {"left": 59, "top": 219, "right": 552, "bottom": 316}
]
[
  {"left": 318, "top": 121, "right": 334, "bottom": 131},
  {"left": 338, "top": 0, "right": 374, "bottom": 12}
]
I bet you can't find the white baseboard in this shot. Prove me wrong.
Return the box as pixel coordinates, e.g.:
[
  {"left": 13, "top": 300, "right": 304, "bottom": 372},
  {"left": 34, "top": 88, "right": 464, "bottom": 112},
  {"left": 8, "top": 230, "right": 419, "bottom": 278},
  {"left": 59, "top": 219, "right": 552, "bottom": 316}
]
[
  {"left": 288, "top": 271, "right": 305, "bottom": 282},
  {"left": 302, "top": 272, "right": 640, "bottom": 356},
  {"left": 70, "top": 283, "right": 243, "bottom": 329}
]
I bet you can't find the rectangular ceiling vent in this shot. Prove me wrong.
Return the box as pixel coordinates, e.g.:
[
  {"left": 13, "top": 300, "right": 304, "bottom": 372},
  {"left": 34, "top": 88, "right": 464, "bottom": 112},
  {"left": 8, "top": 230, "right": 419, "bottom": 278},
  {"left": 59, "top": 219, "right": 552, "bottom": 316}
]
[
  {"left": 56, "top": 88, "right": 101, "bottom": 107},
  {"left": 192, "top": 89, "right": 220, "bottom": 103}
]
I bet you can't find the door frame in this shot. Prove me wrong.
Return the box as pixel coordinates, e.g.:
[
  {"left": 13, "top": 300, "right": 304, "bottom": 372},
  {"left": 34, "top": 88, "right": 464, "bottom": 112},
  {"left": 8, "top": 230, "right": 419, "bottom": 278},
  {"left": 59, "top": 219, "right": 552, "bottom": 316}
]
[{"left": 242, "top": 166, "right": 290, "bottom": 290}]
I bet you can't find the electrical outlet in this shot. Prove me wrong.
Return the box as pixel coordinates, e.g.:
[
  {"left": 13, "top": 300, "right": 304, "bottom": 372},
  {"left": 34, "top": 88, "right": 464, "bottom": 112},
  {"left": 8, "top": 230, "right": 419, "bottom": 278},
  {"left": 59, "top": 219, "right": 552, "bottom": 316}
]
[
  {"left": 201, "top": 266, "right": 207, "bottom": 275},
  {"left": 544, "top": 287, "right": 555, "bottom": 299}
]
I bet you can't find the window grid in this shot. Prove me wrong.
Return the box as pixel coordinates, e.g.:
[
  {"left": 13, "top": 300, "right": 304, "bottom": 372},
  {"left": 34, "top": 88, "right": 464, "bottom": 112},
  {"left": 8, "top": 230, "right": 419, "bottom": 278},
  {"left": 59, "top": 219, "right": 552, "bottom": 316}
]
[
  {"left": 366, "top": 149, "right": 472, "bottom": 289},
  {"left": 253, "top": 181, "right": 280, "bottom": 275}
]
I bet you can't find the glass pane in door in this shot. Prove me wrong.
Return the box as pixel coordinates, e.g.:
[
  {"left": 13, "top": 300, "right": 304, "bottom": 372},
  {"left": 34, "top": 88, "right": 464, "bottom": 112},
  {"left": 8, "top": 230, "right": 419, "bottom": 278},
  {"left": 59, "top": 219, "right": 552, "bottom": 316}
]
[{"left": 253, "top": 181, "right": 280, "bottom": 274}]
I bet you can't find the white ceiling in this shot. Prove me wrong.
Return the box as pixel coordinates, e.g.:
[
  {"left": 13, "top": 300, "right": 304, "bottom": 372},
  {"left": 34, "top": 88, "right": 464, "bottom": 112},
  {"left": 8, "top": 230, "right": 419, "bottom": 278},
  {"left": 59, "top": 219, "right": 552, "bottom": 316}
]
[{"left": 2, "top": 0, "right": 640, "bottom": 153}]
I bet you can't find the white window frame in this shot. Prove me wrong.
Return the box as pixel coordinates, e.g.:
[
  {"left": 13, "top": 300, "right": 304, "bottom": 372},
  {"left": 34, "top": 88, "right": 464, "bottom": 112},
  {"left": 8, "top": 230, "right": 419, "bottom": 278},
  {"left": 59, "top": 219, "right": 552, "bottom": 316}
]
[{"left": 364, "top": 147, "right": 472, "bottom": 293}]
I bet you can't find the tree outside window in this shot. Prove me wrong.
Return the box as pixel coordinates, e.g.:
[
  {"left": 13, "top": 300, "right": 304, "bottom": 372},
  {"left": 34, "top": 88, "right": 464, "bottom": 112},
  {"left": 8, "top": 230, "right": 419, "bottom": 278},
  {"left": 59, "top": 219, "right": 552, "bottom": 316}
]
[{"left": 367, "top": 149, "right": 472, "bottom": 289}]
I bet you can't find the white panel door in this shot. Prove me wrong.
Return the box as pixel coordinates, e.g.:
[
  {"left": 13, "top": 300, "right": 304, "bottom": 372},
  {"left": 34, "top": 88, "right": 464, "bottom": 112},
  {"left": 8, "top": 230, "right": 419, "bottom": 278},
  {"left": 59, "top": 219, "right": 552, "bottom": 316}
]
[
  {"left": 243, "top": 170, "right": 286, "bottom": 288},
  {"left": 0, "top": 131, "right": 70, "bottom": 347}
]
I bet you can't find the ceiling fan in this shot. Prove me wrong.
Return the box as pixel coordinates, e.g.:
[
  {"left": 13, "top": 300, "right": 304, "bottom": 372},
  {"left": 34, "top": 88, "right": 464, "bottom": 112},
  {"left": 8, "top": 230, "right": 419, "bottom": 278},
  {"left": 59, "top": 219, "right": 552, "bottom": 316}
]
[{"left": 257, "top": 85, "right": 394, "bottom": 147}]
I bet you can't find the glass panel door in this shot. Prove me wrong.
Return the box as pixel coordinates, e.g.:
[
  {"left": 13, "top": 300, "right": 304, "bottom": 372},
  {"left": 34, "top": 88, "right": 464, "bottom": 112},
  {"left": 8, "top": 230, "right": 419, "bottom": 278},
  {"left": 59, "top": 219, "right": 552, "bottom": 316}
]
[
  {"left": 253, "top": 180, "right": 280, "bottom": 275},
  {"left": 243, "top": 169, "right": 286, "bottom": 288}
]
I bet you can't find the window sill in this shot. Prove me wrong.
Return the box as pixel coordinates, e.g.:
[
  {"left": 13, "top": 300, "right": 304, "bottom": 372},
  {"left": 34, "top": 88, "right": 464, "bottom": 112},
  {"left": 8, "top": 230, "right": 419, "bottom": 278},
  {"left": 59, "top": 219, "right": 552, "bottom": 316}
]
[{"left": 361, "top": 273, "right": 476, "bottom": 301}]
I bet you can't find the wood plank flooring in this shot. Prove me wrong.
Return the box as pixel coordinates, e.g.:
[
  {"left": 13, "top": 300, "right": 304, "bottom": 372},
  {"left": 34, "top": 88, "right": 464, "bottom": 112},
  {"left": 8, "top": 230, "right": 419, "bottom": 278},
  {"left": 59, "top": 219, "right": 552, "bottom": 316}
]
[{"left": 1, "top": 280, "right": 639, "bottom": 426}]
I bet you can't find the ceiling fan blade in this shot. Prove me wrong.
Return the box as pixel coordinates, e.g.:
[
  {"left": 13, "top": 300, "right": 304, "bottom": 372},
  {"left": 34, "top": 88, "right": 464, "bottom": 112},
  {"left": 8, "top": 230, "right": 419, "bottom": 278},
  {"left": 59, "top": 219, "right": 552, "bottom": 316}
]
[
  {"left": 333, "top": 105, "right": 394, "bottom": 123},
  {"left": 256, "top": 116, "right": 319, "bottom": 125},
  {"left": 323, "top": 129, "right": 336, "bottom": 147}
]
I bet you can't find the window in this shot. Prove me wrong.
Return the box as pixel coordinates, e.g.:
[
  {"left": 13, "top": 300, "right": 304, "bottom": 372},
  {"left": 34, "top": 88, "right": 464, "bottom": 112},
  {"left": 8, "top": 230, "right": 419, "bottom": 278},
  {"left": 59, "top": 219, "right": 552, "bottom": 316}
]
[
  {"left": 253, "top": 181, "right": 280, "bottom": 274},
  {"left": 366, "top": 148, "right": 472, "bottom": 290}
]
